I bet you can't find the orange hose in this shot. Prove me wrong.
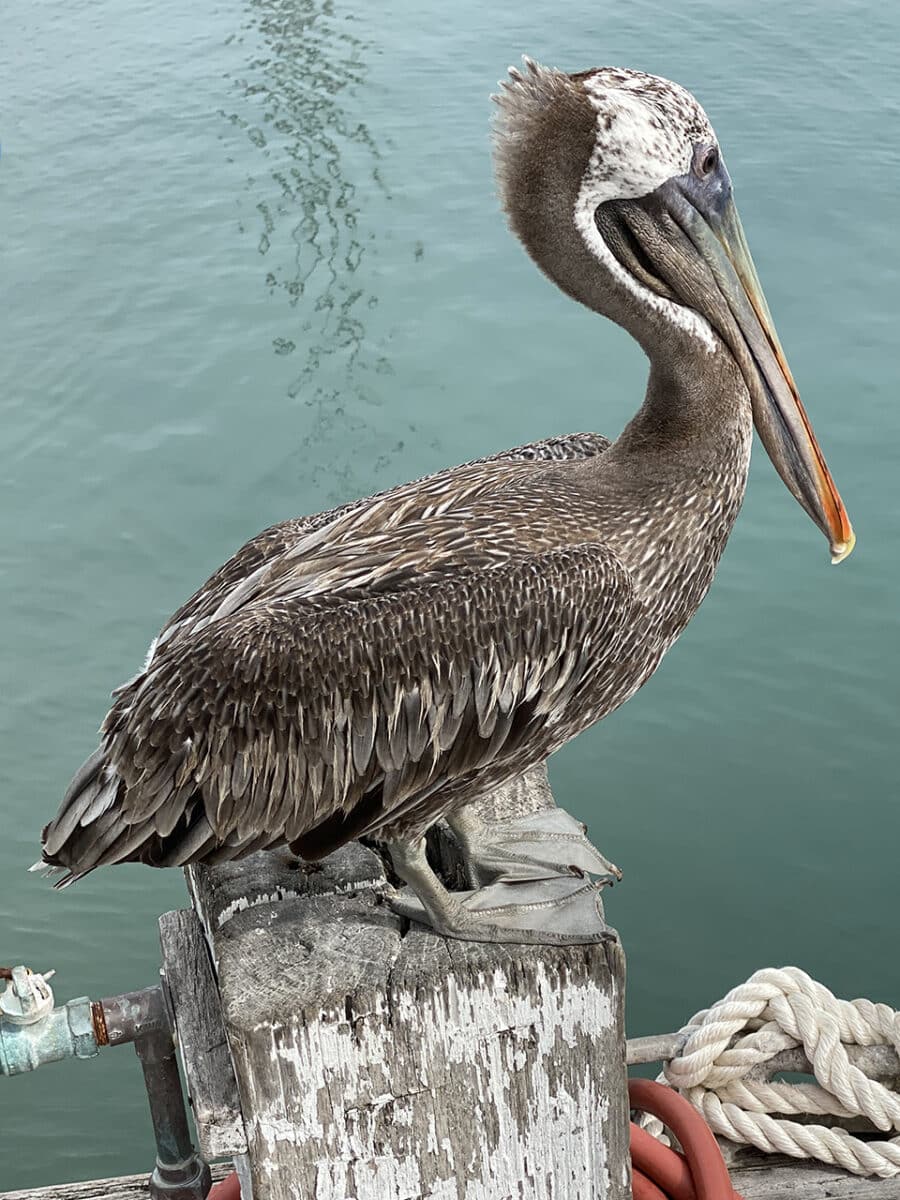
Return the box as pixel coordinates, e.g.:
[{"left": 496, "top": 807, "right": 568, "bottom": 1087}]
[
  {"left": 629, "top": 1079, "right": 743, "bottom": 1200},
  {"left": 632, "top": 1167, "right": 673, "bottom": 1200},
  {"left": 630, "top": 1121, "right": 697, "bottom": 1200},
  {"left": 207, "top": 1171, "right": 242, "bottom": 1200}
]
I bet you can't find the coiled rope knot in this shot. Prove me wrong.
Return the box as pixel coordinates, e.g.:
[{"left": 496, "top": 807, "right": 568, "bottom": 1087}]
[{"left": 645, "top": 966, "right": 900, "bottom": 1179}]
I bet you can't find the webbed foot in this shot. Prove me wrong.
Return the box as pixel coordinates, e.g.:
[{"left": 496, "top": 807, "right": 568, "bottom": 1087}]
[
  {"left": 387, "top": 874, "right": 618, "bottom": 945},
  {"left": 385, "top": 835, "right": 618, "bottom": 946},
  {"left": 445, "top": 805, "right": 623, "bottom": 889}
]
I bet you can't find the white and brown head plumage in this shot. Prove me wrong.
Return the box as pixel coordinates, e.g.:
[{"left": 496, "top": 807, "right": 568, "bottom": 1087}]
[
  {"left": 493, "top": 60, "right": 720, "bottom": 347},
  {"left": 39, "top": 59, "right": 850, "bottom": 945},
  {"left": 494, "top": 60, "right": 714, "bottom": 204}
]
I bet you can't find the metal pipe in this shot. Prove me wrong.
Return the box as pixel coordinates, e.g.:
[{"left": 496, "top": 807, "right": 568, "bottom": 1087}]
[
  {"left": 135, "top": 1023, "right": 212, "bottom": 1200},
  {"left": 93, "top": 985, "right": 172, "bottom": 1046},
  {"left": 1, "top": 966, "right": 212, "bottom": 1200},
  {"left": 625, "top": 1030, "right": 900, "bottom": 1083},
  {"left": 626, "top": 1032, "right": 686, "bottom": 1066}
]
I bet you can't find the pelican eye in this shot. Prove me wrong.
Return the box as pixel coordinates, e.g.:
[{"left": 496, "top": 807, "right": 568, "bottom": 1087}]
[{"left": 694, "top": 145, "right": 720, "bottom": 179}]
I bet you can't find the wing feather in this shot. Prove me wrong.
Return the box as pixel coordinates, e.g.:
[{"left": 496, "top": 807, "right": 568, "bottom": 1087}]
[
  {"left": 155, "top": 432, "right": 611, "bottom": 652},
  {"left": 57, "top": 547, "right": 633, "bottom": 870},
  {"left": 42, "top": 433, "right": 621, "bottom": 880}
]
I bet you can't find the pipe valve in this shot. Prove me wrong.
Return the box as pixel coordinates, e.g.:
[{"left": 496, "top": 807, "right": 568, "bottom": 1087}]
[
  {"left": 0, "top": 964, "right": 98, "bottom": 1076},
  {"left": 0, "top": 965, "right": 56, "bottom": 1025}
]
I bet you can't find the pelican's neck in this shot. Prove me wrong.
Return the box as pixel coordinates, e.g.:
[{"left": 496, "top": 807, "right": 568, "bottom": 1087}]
[
  {"left": 592, "top": 334, "right": 753, "bottom": 633},
  {"left": 612, "top": 335, "right": 752, "bottom": 469}
]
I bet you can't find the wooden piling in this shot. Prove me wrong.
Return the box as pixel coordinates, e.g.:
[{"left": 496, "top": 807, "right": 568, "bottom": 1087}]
[{"left": 165, "top": 768, "right": 631, "bottom": 1199}]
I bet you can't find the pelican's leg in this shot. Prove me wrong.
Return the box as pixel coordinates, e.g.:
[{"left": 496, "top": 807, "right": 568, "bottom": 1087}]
[
  {"left": 386, "top": 838, "right": 467, "bottom": 929},
  {"left": 385, "top": 836, "right": 617, "bottom": 946},
  {"left": 445, "top": 803, "right": 623, "bottom": 888}
]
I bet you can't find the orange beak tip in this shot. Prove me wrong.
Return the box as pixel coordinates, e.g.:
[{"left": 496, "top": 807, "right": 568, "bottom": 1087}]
[{"left": 830, "top": 526, "right": 856, "bottom": 565}]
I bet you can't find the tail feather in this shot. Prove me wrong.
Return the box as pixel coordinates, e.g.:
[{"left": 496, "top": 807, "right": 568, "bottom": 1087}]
[
  {"left": 40, "top": 744, "right": 282, "bottom": 884},
  {"left": 59, "top": 747, "right": 106, "bottom": 808},
  {"left": 52, "top": 868, "right": 92, "bottom": 890},
  {"left": 90, "top": 820, "right": 178, "bottom": 872},
  {"left": 77, "top": 775, "right": 120, "bottom": 828},
  {"left": 41, "top": 745, "right": 141, "bottom": 876},
  {"left": 42, "top": 753, "right": 117, "bottom": 858}
]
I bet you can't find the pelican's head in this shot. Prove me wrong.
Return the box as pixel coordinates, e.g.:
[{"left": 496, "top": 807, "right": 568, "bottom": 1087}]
[{"left": 493, "top": 60, "right": 853, "bottom": 563}]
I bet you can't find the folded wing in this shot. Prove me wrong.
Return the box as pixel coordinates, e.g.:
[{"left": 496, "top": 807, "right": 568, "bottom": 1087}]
[{"left": 42, "top": 543, "right": 633, "bottom": 883}]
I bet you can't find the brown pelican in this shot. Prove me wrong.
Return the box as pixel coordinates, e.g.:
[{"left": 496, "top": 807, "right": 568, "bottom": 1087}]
[{"left": 38, "top": 60, "right": 853, "bottom": 944}]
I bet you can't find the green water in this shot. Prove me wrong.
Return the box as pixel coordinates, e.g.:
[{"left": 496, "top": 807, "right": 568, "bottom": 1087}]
[{"left": 1, "top": 0, "right": 898, "bottom": 1188}]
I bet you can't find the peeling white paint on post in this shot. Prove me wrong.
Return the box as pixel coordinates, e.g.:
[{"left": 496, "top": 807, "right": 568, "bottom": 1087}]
[{"left": 186, "top": 768, "right": 630, "bottom": 1199}]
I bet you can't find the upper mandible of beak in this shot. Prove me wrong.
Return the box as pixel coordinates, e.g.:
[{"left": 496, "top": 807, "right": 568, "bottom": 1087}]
[{"left": 676, "top": 186, "right": 854, "bottom": 563}]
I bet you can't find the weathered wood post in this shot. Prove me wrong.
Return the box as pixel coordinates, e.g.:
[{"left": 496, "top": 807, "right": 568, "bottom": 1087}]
[{"left": 161, "top": 766, "right": 629, "bottom": 1199}]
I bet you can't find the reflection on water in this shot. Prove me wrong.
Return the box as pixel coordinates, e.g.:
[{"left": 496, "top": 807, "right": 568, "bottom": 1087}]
[{"left": 220, "top": 0, "right": 393, "bottom": 492}]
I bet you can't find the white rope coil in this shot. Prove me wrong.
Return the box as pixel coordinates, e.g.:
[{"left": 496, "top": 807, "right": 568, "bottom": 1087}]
[{"left": 643, "top": 966, "right": 900, "bottom": 1178}]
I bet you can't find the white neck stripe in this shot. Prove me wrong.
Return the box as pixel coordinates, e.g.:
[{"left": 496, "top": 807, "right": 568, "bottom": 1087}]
[{"left": 573, "top": 184, "right": 716, "bottom": 352}]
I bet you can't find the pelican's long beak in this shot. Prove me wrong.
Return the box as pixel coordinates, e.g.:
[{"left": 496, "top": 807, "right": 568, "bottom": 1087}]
[{"left": 675, "top": 186, "right": 855, "bottom": 563}]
